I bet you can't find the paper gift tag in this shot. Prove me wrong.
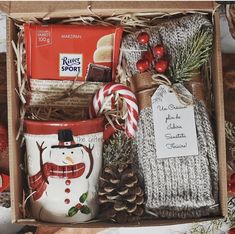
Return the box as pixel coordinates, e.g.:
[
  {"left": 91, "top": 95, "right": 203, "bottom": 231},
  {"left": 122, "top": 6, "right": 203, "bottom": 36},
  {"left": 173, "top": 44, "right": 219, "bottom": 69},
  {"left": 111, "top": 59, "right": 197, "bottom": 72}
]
[{"left": 151, "top": 84, "right": 198, "bottom": 159}]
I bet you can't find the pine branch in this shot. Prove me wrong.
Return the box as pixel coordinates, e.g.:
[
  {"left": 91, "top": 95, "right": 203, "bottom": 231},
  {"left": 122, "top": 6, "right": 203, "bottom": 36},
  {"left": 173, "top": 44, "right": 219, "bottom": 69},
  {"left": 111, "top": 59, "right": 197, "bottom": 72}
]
[
  {"left": 103, "top": 131, "right": 134, "bottom": 166},
  {"left": 169, "top": 29, "right": 213, "bottom": 83}
]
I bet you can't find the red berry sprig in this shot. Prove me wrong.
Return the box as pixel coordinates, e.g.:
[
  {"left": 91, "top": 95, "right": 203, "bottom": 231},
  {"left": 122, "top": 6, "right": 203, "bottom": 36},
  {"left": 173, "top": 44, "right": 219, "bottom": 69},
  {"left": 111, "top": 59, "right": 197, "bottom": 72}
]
[
  {"left": 142, "top": 51, "right": 154, "bottom": 62},
  {"left": 136, "top": 31, "right": 169, "bottom": 74}
]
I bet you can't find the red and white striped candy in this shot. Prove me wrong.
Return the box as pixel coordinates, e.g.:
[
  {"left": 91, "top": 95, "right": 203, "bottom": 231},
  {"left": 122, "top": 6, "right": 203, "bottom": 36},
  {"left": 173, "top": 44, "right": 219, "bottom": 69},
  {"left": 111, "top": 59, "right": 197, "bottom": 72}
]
[{"left": 89, "top": 83, "right": 139, "bottom": 138}]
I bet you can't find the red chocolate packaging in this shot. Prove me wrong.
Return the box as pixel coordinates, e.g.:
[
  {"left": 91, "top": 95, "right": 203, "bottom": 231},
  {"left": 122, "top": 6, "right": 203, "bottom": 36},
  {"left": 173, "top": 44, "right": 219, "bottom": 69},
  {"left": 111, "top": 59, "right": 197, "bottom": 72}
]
[{"left": 24, "top": 24, "right": 123, "bottom": 82}]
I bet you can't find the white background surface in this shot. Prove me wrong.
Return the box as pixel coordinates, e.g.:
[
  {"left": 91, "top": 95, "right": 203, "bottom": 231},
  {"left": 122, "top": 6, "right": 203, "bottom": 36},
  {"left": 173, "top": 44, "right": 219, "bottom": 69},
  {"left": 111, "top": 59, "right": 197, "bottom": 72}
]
[{"left": 0, "top": 8, "right": 234, "bottom": 234}]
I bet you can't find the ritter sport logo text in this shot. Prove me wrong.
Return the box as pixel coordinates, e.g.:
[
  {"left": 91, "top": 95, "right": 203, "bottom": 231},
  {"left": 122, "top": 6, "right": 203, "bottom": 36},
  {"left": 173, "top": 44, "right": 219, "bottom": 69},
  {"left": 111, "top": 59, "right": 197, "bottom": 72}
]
[{"left": 59, "top": 53, "right": 83, "bottom": 77}]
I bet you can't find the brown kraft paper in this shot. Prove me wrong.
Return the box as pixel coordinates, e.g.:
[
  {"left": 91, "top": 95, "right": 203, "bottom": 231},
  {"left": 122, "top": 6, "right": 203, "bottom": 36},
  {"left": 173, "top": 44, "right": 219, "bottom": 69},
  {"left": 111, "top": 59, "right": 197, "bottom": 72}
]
[{"left": 131, "top": 71, "right": 209, "bottom": 111}]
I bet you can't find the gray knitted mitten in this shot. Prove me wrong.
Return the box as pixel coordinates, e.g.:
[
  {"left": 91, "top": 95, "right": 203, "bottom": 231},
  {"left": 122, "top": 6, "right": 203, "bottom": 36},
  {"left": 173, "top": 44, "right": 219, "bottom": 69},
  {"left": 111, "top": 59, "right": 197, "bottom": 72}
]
[
  {"left": 122, "top": 14, "right": 212, "bottom": 76},
  {"left": 136, "top": 86, "right": 218, "bottom": 218}
]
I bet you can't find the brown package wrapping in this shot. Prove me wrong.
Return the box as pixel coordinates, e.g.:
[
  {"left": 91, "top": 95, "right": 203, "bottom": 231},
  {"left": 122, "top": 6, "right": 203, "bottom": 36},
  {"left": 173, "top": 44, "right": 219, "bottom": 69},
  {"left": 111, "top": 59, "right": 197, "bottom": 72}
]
[
  {"left": 185, "top": 74, "right": 206, "bottom": 105},
  {"left": 130, "top": 72, "right": 157, "bottom": 110},
  {"left": 184, "top": 72, "right": 211, "bottom": 113},
  {"left": 131, "top": 71, "right": 210, "bottom": 111}
]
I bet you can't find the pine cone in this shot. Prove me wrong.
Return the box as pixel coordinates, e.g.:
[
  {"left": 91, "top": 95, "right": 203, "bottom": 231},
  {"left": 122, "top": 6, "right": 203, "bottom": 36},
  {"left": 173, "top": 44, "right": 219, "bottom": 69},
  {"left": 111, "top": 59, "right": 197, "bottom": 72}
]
[{"left": 98, "top": 163, "right": 144, "bottom": 223}]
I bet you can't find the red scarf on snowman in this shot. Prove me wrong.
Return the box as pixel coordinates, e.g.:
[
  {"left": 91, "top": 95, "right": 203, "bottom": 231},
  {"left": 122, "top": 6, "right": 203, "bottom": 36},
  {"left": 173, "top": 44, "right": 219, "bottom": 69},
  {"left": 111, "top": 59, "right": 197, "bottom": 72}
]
[{"left": 29, "top": 162, "right": 85, "bottom": 201}]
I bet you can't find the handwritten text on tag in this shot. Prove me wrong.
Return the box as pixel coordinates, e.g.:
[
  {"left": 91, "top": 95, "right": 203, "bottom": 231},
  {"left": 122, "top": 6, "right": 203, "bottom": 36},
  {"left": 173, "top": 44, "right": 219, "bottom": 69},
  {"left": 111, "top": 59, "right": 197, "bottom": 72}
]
[{"left": 151, "top": 85, "right": 198, "bottom": 159}]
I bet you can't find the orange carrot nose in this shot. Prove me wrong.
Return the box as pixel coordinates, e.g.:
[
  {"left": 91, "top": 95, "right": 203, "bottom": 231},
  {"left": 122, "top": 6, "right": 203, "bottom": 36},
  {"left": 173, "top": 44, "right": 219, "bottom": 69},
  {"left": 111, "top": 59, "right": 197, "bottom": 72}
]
[{"left": 65, "top": 156, "right": 74, "bottom": 165}]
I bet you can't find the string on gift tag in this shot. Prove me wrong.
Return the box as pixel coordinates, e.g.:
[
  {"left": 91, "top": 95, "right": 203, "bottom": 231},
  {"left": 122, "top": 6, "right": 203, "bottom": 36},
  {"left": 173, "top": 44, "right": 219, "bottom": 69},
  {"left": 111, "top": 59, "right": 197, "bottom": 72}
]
[
  {"left": 153, "top": 74, "right": 194, "bottom": 106},
  {"left": 138, "top": 73, "right": 194, "bottom": 106}
]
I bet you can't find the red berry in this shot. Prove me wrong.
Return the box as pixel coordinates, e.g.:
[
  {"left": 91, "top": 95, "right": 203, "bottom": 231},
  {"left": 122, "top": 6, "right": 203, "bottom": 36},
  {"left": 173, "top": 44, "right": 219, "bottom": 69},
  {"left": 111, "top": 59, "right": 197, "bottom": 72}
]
[
  {"left": 155, "top": 59, "right": 169, "bottom": 73},
  {"left": 142, "top": 51, "right": 154, "bottom": 62},
  {"left": 0, "top": 124, "right": 8, "bottom": 152},
  {"left": 228, "top": 183, "right": 231, "bottom": 192},
  {"left": 153, "top": 45, "right": 165, "bottom": 58},
  {"left": 136, "top": 59, "right": 150, "bottom": 73},
  {"left": 230, "top": 182, "right": 235, "bottom": 193},
  {"left": 137, "top": 32, "right": 150, "bottom": 44}
]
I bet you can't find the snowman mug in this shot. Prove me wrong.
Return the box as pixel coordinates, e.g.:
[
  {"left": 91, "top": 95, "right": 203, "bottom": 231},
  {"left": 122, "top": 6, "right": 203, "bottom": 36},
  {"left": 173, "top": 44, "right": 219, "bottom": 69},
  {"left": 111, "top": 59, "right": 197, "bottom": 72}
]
[{"left": 24, "top": 118, "right": 104, "bottom": 223}]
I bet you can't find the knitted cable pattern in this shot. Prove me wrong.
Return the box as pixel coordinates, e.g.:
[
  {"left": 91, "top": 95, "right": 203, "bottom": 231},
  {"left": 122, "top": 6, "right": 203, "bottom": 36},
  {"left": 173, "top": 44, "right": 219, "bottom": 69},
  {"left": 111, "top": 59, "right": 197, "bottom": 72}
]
[
  {"left": 135, "top": 85, "right": 218, "bottom": 218},
  {"left": 122, "top": 14, "right": 212, "bottom": 77}
]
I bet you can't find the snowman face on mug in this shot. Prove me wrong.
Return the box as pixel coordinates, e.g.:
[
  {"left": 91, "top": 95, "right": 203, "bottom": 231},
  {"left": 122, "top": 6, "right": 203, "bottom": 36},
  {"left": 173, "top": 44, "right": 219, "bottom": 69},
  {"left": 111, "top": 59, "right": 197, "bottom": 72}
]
[{"left": 49, "top": 145, "right": 84, "bottom": 166}]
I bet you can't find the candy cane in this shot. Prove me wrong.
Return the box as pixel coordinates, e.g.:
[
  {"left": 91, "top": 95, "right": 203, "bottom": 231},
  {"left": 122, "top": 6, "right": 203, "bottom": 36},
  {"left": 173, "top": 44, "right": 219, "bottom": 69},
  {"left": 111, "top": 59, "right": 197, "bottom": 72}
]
[{"left": 89, "top": 83, "right": 139, "bottom": 138}]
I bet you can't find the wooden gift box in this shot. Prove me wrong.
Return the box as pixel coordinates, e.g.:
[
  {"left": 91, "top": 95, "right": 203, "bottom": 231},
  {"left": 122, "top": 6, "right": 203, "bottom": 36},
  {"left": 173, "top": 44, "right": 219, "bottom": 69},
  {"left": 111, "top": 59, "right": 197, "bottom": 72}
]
[{"left": 0, "top": 0, "right": 227, "bottom": 227}]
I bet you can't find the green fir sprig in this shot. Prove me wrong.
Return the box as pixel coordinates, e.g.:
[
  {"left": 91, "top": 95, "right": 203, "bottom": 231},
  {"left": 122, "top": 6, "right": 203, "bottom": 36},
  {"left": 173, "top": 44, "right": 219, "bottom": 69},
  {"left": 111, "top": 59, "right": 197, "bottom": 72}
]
[
  {"left": 169, "top": 29, "right": 213, "bottom": 83},
  {"left": 103, "top": 131, "right": 134, "bottom": 166}
]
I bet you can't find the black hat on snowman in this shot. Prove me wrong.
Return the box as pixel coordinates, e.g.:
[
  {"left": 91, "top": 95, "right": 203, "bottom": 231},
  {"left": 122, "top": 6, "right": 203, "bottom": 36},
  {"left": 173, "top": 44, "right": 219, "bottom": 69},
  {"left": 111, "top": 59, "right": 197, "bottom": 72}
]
[{"left": 51, "top": 129, "right": 82, "bottom": 149}]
